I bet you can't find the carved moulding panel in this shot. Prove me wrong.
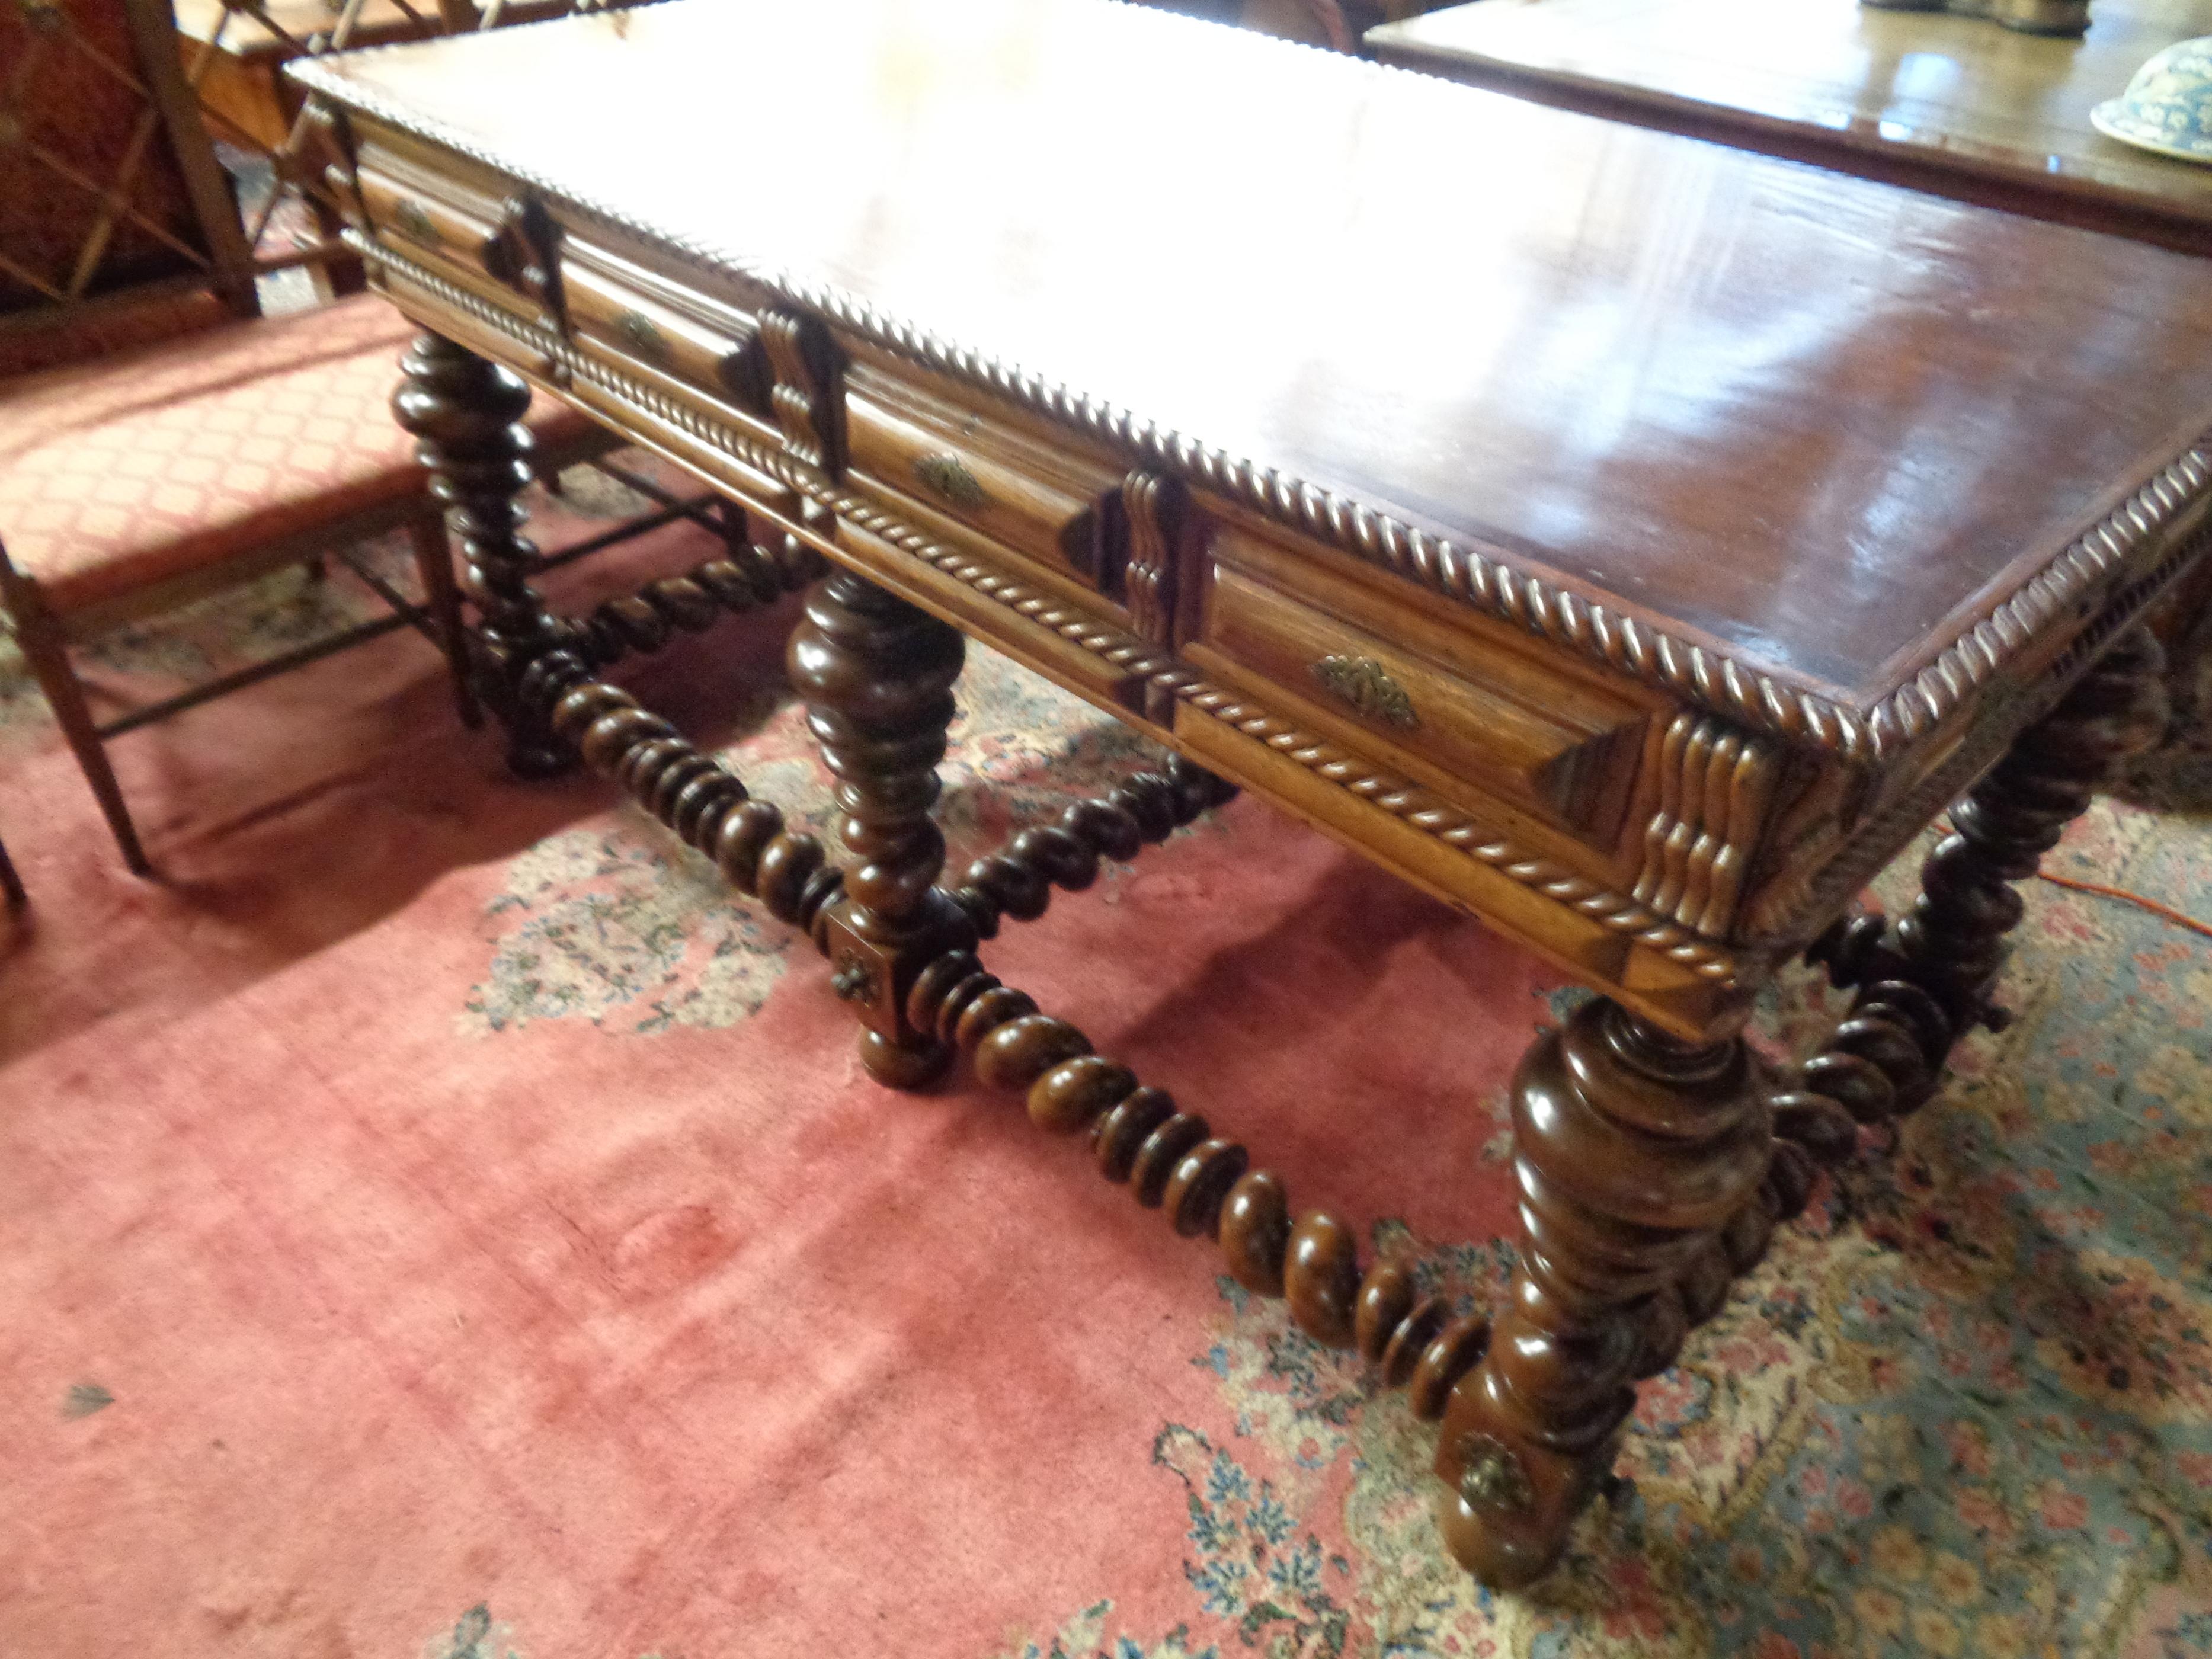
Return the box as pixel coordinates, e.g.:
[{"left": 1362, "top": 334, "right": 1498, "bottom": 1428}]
[
  {"left": 350, "top": 232, "right": 1752, "bottom": 1028},
  {"left": 1630, "top": 711, "right": 1779, "bottom": 941},
  {"left": 1121, "top": 469, "right": 1181, "bottom": 646},
  {"left": 760, "top": 308, "right": 842, "bottom": 473}
]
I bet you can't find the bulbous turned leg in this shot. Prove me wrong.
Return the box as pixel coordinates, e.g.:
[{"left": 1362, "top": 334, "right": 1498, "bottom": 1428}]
[
  {"left": 787, "top": 569, "right": 972, "bottom": 1088},
  {"left": 1433, "top": 998, "right": 1771, "bottom": 1588},
  {"left": 391, "top": 331, "right": 569, "bottom": 777}
]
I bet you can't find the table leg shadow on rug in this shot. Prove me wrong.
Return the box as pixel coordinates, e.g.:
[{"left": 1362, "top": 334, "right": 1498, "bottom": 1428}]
[{"left": 2, "top": 482, "right": 2209, "bottom": 1657}]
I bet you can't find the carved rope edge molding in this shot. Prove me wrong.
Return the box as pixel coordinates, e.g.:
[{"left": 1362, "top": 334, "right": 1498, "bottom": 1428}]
[
  {"left": 823, "top": 485, "right": 1746, "bottom": 986},
  {"left": 350, "top": 234, "right": 1743, "bottom": 985},
  {"left": 302, "top": 75, "right": 2212, "bottom": 765}
]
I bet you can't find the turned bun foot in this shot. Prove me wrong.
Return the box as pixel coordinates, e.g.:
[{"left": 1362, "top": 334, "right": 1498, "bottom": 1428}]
[
  {"left": 858, "top": 1027, "right": 953, "bottom": 1090},
  {"left": 1436, "top": 1439, "right": 1590, "bottom": 1590}
]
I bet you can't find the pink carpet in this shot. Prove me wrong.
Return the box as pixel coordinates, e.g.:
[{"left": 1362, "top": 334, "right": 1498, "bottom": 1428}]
[{"left": 4, "top": 473, "right": 2209, "bottom": 1657}]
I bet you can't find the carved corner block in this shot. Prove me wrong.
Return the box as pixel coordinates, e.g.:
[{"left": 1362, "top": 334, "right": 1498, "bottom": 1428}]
[
  {"left": 486, "top": 193, "right": 564, "bottom": 319},
  {"left": 763, "top": 308, "right": 844, "bottom": 475},
  {"left": 1629, "top": 711, "right": 1779, "bottom": 942},
  {"left": 817, "top": 896, "right": 977, "bottom": 1076},
  {"left": 1121, "top": 470, "right": 1189, "bottom": 725}
]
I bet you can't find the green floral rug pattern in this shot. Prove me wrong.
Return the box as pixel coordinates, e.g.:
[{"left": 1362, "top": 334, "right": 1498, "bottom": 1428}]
[{"left": 6, "top": 515, "right": 2209, "bottom": 1658}]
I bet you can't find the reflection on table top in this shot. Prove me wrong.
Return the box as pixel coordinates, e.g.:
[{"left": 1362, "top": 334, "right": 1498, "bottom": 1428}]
[
  {"left": 1372, "top": 0, "right": 2212, "bottom": 246},
  {"left": 295, "top": 0, "right": 2212, "bottom": 709}
]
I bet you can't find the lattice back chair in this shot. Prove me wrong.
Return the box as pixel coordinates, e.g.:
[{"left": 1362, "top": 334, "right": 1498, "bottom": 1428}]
[
  {"left": 0, "top": 0, "right": 709, "bottom": 875},
  {"left": 1, "top": 0, "right": 251, "bottom": 370},
  {"left": 171, "top": 0, "right": 620, "bottom": 301}
]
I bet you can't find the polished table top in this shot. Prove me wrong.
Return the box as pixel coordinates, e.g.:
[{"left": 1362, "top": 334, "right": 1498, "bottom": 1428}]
[
  {"left": 297, "top": 0, "right": 2212, "bottom": 719},
  {"left": 1372, "top": 0, "right": 2212, "bottom": 248}
]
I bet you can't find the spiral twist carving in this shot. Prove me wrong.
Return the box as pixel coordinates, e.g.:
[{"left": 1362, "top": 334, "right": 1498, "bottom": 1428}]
[
  {"left": 1808, "top": 629, "right": 2169, "bottom": 1028},
  {"left": 1757, "top": 630, "right": 2174, "bottom": 1342},
  {"left": 946, "top": 757, "right": 1238, "bottom": 938},
  {"left": 392, "top": 329, "right": 567, "bottom": 775},
  {"left": 903, "top": 953, "right": 1494, "bottom": 1428},
  {"left": 514, "top": 647, "right": 845, "bottom": 947},
  {"left": 1782, "top": 975, "right": 1955, "bottom": 1145},
  {"left": 565, "top": 533, "right": 826, "bottom": 668},
  {"left": 1785, "top": 628, "right": 2171, "bottom": 1176},
  {"left": 1893, "top": 627, "right": 2169, "bottom": 1026}
]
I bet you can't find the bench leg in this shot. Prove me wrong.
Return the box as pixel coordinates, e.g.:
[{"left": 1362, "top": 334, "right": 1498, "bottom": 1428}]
[
  {"left": 7, "top": 587, "right": 150, "bottom": 876},
  {"left": 404, "top": 510, "right": 482, "bottom": 731},
  {"left": 392, "top": 331, "right": 566, "bottom": 776}
]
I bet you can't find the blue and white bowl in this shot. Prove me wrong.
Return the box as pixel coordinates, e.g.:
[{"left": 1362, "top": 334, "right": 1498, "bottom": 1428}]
[{"left": 2092, "top": 36, "right": 2212, "bottom": 165}]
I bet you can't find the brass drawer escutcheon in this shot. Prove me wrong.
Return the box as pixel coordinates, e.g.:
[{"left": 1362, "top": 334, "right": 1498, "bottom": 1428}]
[
  {"left": 390, "top": 196, "right": 441, "bottom": 246},
  {"left": 356, "top": 160, "right": 537, "bottom": 316},
  {"left": 843, "top": 380, "right": 1122, "bottom": 590},
  {"left": 913, "top": 452, "right": 989, "bottom": 510},
  {"left": 1196, "top": 547, "right": 1651, "bottom": 841},
  {"left": 1313, "top": 654, "right": 1418, "bottom": 729},
  {"left": 616, "top": 308, "right": 669, "bottom": 362}
]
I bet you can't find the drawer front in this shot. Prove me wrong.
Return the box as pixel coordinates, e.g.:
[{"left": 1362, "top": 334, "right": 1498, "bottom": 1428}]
[
  {"left": 561, "top": 243, "right": 772, "bottom": 419},
  {"left": 843, "top": 377, "right": 1118, "bottom": 590},
  {"left": 353, "top": 144, "right": 546, "bottom": 320},
  {"left": 358, "top": 168, "right": 504, "bottom": 276},
  {"left": 1191, "top": 549, "right": 1650, "bottom": 843}
]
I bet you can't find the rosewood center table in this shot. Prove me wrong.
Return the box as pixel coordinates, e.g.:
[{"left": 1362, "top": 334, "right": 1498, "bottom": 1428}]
[{"left": 291, "top": 0, "right": 2212, "bottom": 1587}]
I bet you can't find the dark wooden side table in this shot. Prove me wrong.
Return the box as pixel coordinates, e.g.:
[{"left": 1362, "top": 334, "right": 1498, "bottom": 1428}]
[
  {"left": 1371, "top": 0, "right": 2212, "bottom": 248},
  {"left": 295, "top": 0, "right": 2212, "bottom": 1587},
  {"left": 1372, "top": 0, "right": 2212, "bottom": 738}
]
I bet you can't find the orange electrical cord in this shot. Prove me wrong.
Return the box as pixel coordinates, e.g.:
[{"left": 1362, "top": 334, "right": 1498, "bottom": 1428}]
[
  {"left": 2031, "top": 869, "right": 2212, "bottom": 941},
  {"left": 1923, "top": 818, "right": 2212, "bottom": 942}
]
